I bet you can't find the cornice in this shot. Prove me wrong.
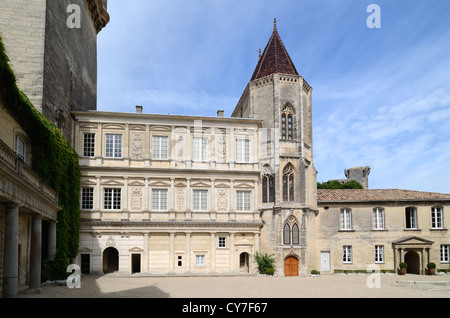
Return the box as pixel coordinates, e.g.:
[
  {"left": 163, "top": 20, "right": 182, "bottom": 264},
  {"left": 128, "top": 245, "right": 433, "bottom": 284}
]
[{"left": 80, "top": 220, "right": 264, "bottom": 230}]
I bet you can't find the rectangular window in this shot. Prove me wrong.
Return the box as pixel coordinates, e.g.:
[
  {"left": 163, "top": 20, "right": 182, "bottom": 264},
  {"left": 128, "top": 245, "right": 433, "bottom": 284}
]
[
  {"left": 104, "top": 188, "right": 121, "bottom": 210},
  {"left": 343, "top": 246, "right": 352, "bottom": 263},
  {"left": 218, "top": 237, "right": 226, "bottom": 248},
  {"left": 81, "top": 188, "right": 94, "bottom": 210},
  {"left": 193, "top": 137, "right": 208, "bottom": 161},
  {"left": 236, "top": 191, "right": 251, "bottom": 212},
  {"left": 375, "top": 245, "right": 384, "bottom": 263},
  {"left": 152, "top": 135, "right": 169, "bottom": 160},
  {"left": 196, "top": 255, "right": 205, "bottom": 266},
  {"left": 431, "top": 206, "right": 443, "bottom": 229},
  {"left": 83, "top": 133, "right": 95, "bottom": 157},
  {"left": 405, "top": 207, "right": 417, "bottom": 229},
  {"left": 105, "top": 134, "right": 122, "bottom": 158},
  {"left": 441, "top": 245, "right": 449, "bottom": 263},
  {"left": 373, "top": 208, "right": 385, "bottom": 230},
  {"left": 340, "top": 208, "right": 352, "bottom": 230},
  {"left": 15, "top": 135, "right": 26, "bottom": 162},
  {"left": 152, "top": 189, "right": 168, "bottom": 211},
  {"left": 236, "top": 139, "right": 250, "bottom": 163},
  {"left": 193, "top": 190, "right": 208, "bottom": 211}
]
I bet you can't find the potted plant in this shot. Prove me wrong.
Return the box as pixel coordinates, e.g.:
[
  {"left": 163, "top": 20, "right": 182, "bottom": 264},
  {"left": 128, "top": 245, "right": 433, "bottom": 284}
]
[
  {"left": 426, "top": 262, "right": 436, "bottom": 275},
  {"left": 399, "top": 262, "right": 407, "bottom": 275}
]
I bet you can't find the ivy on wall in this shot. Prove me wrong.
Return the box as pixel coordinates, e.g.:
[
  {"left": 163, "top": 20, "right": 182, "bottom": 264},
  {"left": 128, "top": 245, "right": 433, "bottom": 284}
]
[{"left": 0, "top": 35, "right": 80, "bottom": 279}]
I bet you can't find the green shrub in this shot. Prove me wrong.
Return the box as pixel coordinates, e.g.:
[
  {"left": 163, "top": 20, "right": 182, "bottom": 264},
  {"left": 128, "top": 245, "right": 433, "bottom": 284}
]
[
  {"left": 254, "top": 252, "right": 276, "bottom": 275},
  {"left": 399, "top": 262, "right": 408, "bottom": 268},
  {"left": 427, "top": 262, "right": 436, "bottom": 269},
  {"left": 265, "top": 268, "right": 275, "bottom": 276},
  {"left": 311, "top": 270, "right": 320, "bottom": 275}
]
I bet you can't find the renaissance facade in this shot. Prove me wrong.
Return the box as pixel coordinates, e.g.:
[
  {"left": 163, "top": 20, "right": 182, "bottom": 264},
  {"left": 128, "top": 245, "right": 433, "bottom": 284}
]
[{"left": 71, "top": 21, "right": 450, "bottom": 277}]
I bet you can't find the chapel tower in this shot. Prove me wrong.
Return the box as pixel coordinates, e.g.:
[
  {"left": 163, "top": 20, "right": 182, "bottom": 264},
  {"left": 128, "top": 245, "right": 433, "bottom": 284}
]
[{"left": 232, "top": 20, "right": 318, "bottom": 276}]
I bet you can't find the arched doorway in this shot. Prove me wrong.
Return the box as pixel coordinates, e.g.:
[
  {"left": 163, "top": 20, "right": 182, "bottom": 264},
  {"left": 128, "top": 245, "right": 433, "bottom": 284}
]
[
  {"left": 404, "top": 251, "right": 420, "bottom": 274},
  {"left": 239, "top": 252, "right": 249, "bottom": 273},
  {"left": 103, "top": 247, "right": 119, "bottom": 274},
  {"left": 284, "top": 256, "right": 299, "bottom": 276}
]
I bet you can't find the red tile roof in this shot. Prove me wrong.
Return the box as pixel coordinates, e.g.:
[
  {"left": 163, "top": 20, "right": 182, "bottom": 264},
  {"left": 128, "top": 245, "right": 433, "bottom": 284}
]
[
  {"left": 251, "top": 20, "right": 299, "bottom": 81},
  {"left": 318, "top": 189, "right": 450, "bottom": 203}
]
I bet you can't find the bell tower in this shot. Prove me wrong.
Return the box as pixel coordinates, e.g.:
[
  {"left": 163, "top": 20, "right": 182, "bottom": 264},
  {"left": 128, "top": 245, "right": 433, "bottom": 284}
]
[{"left": 232, "top": 19, "right": 318, "bottom": 276}]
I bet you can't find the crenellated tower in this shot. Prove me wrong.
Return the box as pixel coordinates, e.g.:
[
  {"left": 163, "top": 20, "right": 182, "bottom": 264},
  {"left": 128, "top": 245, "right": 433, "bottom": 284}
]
[{"left": 232, "top": 19, "right": 318, "bottom": 276}]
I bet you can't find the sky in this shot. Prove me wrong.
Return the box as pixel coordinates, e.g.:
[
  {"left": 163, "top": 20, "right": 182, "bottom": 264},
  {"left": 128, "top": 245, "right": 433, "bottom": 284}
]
[{"left": 97, "top": 0, "right": 450, "bottom": 194}]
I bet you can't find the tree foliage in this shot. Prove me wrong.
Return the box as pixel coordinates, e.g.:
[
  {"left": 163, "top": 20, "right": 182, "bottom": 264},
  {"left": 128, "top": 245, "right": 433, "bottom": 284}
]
[{"left": 317, "top": 180, "right": 363, "bottom": 189}]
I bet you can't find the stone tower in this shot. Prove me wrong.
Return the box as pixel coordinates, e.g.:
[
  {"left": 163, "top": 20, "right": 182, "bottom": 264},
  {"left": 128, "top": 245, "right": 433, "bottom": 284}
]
[
  {"left": 232, "top": 20, "right": 318, "bottom": 276},
  {"left": 0, "top": 0, "right": 109, "bottom": 143}
]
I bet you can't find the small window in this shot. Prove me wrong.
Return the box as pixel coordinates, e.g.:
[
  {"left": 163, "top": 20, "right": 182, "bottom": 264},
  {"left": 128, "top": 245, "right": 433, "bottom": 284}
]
[
  {"left": 340, "top": 208, "right": 352, "bottom": 230},
  {"left": 152, "top": 135, "right": 169, "bottom": 160},
  {"left": 193, "top": 137, "right": 208, "bottom": 161},
  {"left": 405, "top": 207, "right": 417, "bottom": 229},
  {"left": 105, "top": 134, "right": 122, "bottom": 158},
  {"left": 152, "top": 189, "right": 168, "bottom": 211},
  {"left": 373, "top": 208, "right": 385, "bottom": 230},
  {"left": 262, "top": 174, "right": 275, "bottom": 203},
  {"left": 104, "top": 188, "right": 121, "bottom": 210},
  {"left": 343, "top": 246, "right": 352, "bottom": 263},
  {"left": 236, "top": 191, "right": 251, "bottom": 212},
  {"left": 236, "top": 139, "right": 250, "bottom": 163},
  {"left": 196, "top": 255, "right": 205, "bottom": 266},
  {"left": 283, "top": 224, "right": 291, "bottom": 245},
  {"left": 431, "top": 206, "right": 443, "bottom": 229},
  {"left": 441, "top": 245, "right": 449, "bottom": 263},
  {"left": 281, "top": 105, "right": 294, "bottom": 140},
  {"left": 15, "top": 135, "right": 27, "bottom": 162},
  {"left": 218, "top": 237, "right": 226, "bottom": 248},
  {"left": 375, "top": 245, "right": 384, "bottom": 263},
  {"left": 81, "top": 188, "right": 94, "bottom": 210},
  {"left": 282, "top": 164, "right": 295, "bottom": 202},
  {"left": 83, "top": 133, "right": 95, "bottom": 157},
  {"left": 283, "top": 222, "right": 300, "bottom": 246},
  {"left": 193, "top": 190, "right": 208, "bottom": 211}
]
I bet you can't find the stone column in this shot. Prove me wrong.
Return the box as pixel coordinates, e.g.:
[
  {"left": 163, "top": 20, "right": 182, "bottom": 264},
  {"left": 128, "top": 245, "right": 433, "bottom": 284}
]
[
  {"left": 185, "top": 232, "right": 191, "bottom": 273},
  {"left": 210, "top": 233, "right": 216, "bottom": 273},
  {"left": 229, "top": 233, "right": 235, "bottom": 273},
  {"left": 29, "top": 215, "right": 42, "bottom": 291},
  {"left": 3, "top": 203, "right": 19, "bottom": 298},
  {"left": 169, "top": 232, "right": 175, "bottom": 273},
  {"left": 143, "top": 233, "right": 149, "bottom": 272},
  {"left": 48, "top": 221, "right": 57, "bottom": 261}
]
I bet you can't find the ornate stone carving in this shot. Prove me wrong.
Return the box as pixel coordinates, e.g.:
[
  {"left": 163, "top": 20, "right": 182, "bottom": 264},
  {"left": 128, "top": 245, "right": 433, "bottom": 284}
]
[
  {"left": 176, "top": 189, "right": 185, "bottom": 211},
  {"left": 131, "top": 134, "right": 143, "bottom": 159},
  {"left": 216, "top": 189, "right": 228, "bottom": 211},
  {"left": 106, "top": 236, "right": 116, "bottom": 247},
  {"left": 130, "top": 187, "right": 143, "bottom": 210}
]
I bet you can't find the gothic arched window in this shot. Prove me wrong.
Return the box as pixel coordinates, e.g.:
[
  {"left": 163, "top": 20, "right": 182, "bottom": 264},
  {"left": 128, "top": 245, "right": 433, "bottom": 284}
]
[
  {"left": 283, "top": 164, "right": 295, "bottom": 202},
  {"left": 281, "top": 105, "right": 294, "bottom": 140},
  {"left": 283, "top": 221, "right": 300, "bottom": 246},
  {"left": 262, "top": 166, "right": 275, "bottom": 203}
]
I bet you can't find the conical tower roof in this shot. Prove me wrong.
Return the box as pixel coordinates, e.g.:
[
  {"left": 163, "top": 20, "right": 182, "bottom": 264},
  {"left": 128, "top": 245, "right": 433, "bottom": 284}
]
[{"left": 251, "top": 19, "right": 299, "bottom": 81}]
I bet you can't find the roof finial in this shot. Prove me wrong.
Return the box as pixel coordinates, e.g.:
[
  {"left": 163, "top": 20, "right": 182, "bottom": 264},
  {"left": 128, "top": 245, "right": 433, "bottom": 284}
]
[
  {"left": 258, "top": 49, "right": 261, "bottom": 60},
  {"left": 274, "top": 18, "right": 277, "bottom": 31}
]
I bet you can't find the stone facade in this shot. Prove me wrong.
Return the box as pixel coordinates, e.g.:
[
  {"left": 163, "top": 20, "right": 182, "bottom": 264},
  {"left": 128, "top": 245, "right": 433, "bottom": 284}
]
[{"left": 0, "top": 0, "right": 109, "bottom": 142}]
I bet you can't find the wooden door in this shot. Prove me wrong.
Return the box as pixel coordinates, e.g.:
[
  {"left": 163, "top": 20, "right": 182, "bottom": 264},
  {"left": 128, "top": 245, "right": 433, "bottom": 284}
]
[{"left": 284, "top": 256, "right": 299, "bottom": 276}]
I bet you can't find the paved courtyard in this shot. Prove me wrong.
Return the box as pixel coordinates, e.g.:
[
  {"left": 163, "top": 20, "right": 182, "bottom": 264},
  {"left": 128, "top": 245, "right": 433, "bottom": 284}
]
[{"left": 18, "top": 273, "right": 450, "bottom": 298}]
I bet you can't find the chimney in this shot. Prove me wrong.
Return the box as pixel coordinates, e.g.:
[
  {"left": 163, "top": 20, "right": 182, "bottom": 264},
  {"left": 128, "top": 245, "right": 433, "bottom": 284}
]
[
  {"left": 217, "top": 110, "right": 224, "bottom": 117},
  {"left": 136, "top": 105, "right": 143, "bottom": 113}
]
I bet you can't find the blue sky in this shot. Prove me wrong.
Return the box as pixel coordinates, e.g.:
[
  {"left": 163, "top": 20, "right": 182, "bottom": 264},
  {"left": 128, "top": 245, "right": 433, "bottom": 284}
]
[{"left": 97, "top": 0, "right": 450, "bottom": 193}]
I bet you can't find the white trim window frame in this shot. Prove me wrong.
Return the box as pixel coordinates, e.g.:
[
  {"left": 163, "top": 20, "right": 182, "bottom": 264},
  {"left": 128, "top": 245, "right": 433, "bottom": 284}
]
[
  {"left": 405, "top": 207, "right": 418, "bottom": 229},
  {"left": 104, "top": 188, "right": 121, "bottom": 210},
  {"left": 196, "top": 255, "right": 205, "bottom": 266},
  {"left": 218, "top": 237, "right": 226, "bottom": 248},
  {"left": 343, "top": 245, "right": 352, "bottom": 263},
  {"left": 193, "top": 189, "right": 208, "bottom": 211},
  {"left": 193, "top": 137, "right": 208, "bottom": 161},
  {"left": 236, "top": 139, "right": 250, "bottom": 163},
  {"left": 236, "top": 190, "right": 251, "bottom": 212},
  {"left": 375, "top": 245, "right": 384, "bottom": 263},
  {"left": 152, "top": 135, "right": 169, "bottom": 160},
  {"left": 340, "top": 208, "right": 352, "bottom": 230},
  {"left": 151, "top": 189, "right": 168, "bottom": 211},
  {"left": 373, "top": 207, "right": 385, "bottom": 230},
  {"left": 441, "top": 244, "right": 449, "bottom": 263},
  {"left": 431, "top": 206, "right": 443, "bottom": 229},
  {"left": 81, "top": 187, "right": 94, "bottom": 210},
  {"left": 105, "top": 134, "right": 122, "bottom": 158},
  {"left": 83, "top": 133, "right": 95, "bottom": 157}
]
